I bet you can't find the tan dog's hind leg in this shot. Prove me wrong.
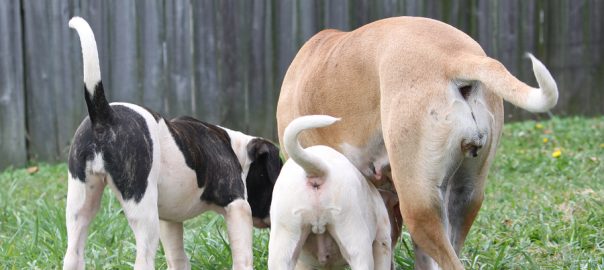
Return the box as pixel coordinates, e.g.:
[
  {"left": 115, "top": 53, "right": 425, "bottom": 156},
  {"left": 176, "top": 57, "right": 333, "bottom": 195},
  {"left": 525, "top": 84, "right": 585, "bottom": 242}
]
[
  {"left": 445, "top": 161, "right": 486, "bottom": 254},
  {"left": 445, "top": 86, "right": 502, "bottom": 254},
  {"left": 382, "top": 96, "right": 465, "bottom": 269}
]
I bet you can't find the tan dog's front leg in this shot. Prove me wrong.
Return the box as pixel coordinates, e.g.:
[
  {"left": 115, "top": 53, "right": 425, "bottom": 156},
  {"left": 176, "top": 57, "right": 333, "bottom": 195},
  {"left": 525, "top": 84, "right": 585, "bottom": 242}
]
[{"left": 225, "top": 199, "right": 254, "bottom": 270}]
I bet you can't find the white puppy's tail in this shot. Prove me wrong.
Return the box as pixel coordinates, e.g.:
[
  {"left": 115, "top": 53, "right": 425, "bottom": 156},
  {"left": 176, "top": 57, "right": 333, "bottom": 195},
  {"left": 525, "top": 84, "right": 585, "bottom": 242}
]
[
  {"left": 283, "top": 115, "right": 340, "bottom": 178},
  {"left": 69, "top": 16, "right": 112, "bottom": 124}
]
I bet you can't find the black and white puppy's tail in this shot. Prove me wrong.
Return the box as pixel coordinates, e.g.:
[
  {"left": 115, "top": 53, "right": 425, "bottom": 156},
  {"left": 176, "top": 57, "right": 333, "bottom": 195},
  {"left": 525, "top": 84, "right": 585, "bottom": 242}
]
[
  {"left": 69, "top": 16, "right": 112, "bottom": 124},
  {"left": 283, "top": 115, "right": 340, "bottom": 179}
]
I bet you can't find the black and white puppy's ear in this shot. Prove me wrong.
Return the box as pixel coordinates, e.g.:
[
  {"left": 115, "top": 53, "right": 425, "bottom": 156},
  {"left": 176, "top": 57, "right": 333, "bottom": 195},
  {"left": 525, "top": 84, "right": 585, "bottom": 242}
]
[{"left": 245, "top": 138, "right": 283, "bottom": 228}]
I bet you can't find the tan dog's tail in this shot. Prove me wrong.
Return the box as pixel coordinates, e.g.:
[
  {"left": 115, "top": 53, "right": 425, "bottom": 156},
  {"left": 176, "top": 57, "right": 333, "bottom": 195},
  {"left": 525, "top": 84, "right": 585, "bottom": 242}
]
[
  {"left": 454, "top": 53, "right": 558, "bottom": 113},
  {"left": 283, "top": 115, "right": 340, "bottom": 178}
]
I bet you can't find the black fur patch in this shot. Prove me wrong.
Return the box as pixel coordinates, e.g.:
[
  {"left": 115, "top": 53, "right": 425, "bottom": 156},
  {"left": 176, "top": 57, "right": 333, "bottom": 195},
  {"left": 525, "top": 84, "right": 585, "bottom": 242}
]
[
  {"left": 245, "top": 138, "right": 282, "bottom": 219},
  {"left": 167, "top": 116, "right": 245, "bottom": 207},
  {"left": 68, "top": 104, "right": 153, "bottom": 203},
  {"left": 83, "top": 82, "right": 113, "bottom": 124},
  {"left": 68, "top": 119, "right": 94, "bottom": 182}
]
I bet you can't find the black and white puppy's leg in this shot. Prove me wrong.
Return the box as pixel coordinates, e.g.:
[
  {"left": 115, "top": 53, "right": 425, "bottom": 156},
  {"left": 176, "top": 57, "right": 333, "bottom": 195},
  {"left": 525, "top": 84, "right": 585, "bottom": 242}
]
[
  {"left": 63, "top": 173, "right": 106, "bottom": 270},
  {"left": 159, "top": 220, "right": 190, "bottom": 270},
  {"left": 112, "top": 174, "right": 160, "bottom": 270},
  {"left": 225, "top": 199, "right": 254, "bottom": 270}
]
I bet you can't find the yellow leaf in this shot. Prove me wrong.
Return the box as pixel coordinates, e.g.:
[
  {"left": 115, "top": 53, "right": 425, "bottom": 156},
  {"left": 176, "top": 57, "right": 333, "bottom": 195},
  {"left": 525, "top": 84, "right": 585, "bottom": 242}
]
[
  {"left": 542, "top": 138, "right": 549, "bottom": 143},
  {"left": 535, "top": 123, "right": 544, "bottom": 129},
  {"left": 27, "top": 166, "right": 39, "bottom": 174}
]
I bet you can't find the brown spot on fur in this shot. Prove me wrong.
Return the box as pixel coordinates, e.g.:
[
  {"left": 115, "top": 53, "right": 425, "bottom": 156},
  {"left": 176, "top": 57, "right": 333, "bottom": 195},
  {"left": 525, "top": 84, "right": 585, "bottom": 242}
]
[{"left": 430, "top": 109, "right": 439, "bottom": 120}]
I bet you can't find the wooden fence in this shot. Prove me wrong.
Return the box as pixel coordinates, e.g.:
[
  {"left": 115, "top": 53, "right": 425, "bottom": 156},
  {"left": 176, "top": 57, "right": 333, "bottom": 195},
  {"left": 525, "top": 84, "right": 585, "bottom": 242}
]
[{"left": 0, "top": 0, "right": 602, "bottom": 170}]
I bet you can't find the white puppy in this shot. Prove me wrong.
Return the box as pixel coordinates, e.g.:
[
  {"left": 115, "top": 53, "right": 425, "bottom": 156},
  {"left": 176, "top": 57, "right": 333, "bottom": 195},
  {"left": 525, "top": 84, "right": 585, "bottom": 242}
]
[{"left": 268, "top": 115, "right": 392, "bottom": 270}]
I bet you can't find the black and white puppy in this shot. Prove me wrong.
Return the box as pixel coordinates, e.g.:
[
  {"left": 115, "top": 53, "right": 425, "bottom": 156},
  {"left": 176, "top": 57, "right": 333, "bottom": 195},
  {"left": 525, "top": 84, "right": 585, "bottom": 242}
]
[{"left": 63, "top": 17, "right": 281, "bottom": 270}]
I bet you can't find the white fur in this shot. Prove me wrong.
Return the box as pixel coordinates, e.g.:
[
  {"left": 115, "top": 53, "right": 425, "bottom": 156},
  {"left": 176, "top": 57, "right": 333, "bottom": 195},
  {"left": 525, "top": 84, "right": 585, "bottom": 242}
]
[
  {"left": 524, "top": 53, "right": 559, "bottom": 113},
  {"left": 283, "top": 115, "right": 339, "bottom": 177},
  {"left": 87, "top": 153, "right": 105, "bottom": 174},
  {"left": 220, "top": 126, "right": 255, "bottom": 199},
  {"left": 63, "top": 172, "right": 106, "bottom": 270},
  {"left": 68, "top": 17, "right": 101, "bottom": 94},
  {"left": 269, "top": 115, "right": 392, "bottom": 270}
]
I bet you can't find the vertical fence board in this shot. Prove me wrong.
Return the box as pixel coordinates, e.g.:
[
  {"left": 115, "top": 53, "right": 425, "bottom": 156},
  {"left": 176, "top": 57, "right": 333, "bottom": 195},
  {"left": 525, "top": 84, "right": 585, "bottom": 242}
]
[
  {"left": 246, "top": 0, "right": 276, "bottom": 139},
  {"left": 216, "top": 0, "right": 246, "bottom": 129},
  {"left": 325, "top": 0, "right": 350, "bottom": 30},
  {"left": 107, "top": 0, "right": 139, "bottom": 103},
  {"left": 50, "top": 0, "right": 82, "bottom": 158},
  {"left": 404, "top": 0, "right": 423, "bottom": 16},
  {"left": 298, "top": 0, "right": 319, "bottom": 45},
  {"left": 22, "top": 0, "right": 61, "bottom": 162},
  {"left": 589, "top": 0, "right": 604, "bottom": 113},
  {"left": 0, "top": 1, "right": 26, "bottom": 170},
  {"left": 165, "top": 0, "right": 193, "bottom": 118},
  {"left": 502, "top": 0, "right": 538, "bottom": 120},
  {"left": 277, "top": 0, "right": 296, "bottom": 86},
  {"left": 237, "top": 0, "right": 252, "bottom": 132},
  {"left": 351, "top": 0, "right": 370, "bottom": 28},
  {"left": 265, "top": 1, "right": 278, "bottom": 139},
  {"left": 137, "top": 0, "right": 165, "bottom": 113},
  {"left": 193, "top": 0, "right": 220, "bottom": 123}
]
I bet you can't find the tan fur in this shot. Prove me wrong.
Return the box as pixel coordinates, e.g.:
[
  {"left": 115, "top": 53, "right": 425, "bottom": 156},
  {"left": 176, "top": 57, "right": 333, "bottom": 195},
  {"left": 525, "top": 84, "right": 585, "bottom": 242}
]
[{"left": 277, "top": 17, "right": 557, "bottom": 269}]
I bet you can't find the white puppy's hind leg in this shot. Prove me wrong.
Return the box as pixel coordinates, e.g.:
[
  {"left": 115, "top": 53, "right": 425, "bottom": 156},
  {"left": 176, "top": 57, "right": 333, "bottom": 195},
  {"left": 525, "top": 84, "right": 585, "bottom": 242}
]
[
  {"left": 268, "top": 222, "right": 309, "bottom": 270},
  {"left": 63, "top": 173, "right": 106, "bottom": 270},
  {"left": 159, "top": 220, "right": 190, "bottom": 270},
  {"left": 225, "top": 199, "right": 254, "bottom": 270},
  {"left": 373, "top": 220, "right": 393, "bottom": 269},
  {"left": 330, "top": 223, "right": 375, "bottom": 270}
]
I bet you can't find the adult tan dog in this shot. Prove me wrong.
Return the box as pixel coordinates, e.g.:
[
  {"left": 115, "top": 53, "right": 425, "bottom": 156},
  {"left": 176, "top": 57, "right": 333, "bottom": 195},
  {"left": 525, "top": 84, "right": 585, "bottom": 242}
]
[{"left": 276, "top": 17, "right": 557, "bottom": 269}]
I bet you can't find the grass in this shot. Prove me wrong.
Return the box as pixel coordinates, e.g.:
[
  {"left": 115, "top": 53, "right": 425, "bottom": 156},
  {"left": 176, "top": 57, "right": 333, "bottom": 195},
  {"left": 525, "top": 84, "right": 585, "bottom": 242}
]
[{"left": 0, "top": 116, "right": 602, "bottom": 269}]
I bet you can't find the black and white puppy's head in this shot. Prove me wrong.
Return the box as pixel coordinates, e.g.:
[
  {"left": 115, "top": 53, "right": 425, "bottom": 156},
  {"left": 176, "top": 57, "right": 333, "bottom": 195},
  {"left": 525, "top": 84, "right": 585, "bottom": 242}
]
[{"left": 244, "top": 138, "right": 282, "bottom": 228}]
